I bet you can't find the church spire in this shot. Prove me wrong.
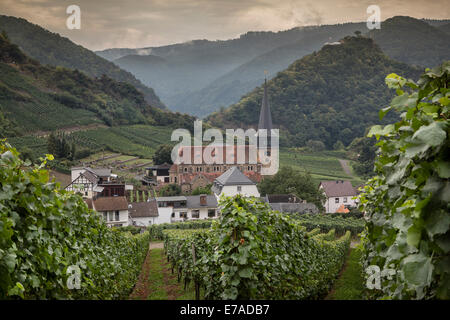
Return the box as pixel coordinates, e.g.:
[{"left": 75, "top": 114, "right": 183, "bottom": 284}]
[{"left": 258, "top": 77, "right": 273, "bottom": 132}]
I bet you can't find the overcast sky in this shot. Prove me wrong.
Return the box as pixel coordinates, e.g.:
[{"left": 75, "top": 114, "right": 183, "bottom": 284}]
[{"left": 1, "top": 0, "right": 449, "bottom": 51}]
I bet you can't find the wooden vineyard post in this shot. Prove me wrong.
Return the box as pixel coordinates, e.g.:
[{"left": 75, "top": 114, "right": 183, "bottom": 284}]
[{"left": 192, "top": 243, "right": 200, "bottom": 300}]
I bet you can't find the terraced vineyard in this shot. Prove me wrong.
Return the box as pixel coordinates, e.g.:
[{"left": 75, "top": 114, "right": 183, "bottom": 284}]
[
  {"left": 7, "top": 124, "right": 173, "bottom": 160},
  {"left": 0, "top": 64, "right": 102, "bottom": 133},
  {"left": 72, "top": 125, "right": 174, "bottom": 158},
  {"left": 6, "top": 135, "right": 48, "bottom": 159},
  {"left": 280, "top": 148, "right": 364, "bottom": 186}
]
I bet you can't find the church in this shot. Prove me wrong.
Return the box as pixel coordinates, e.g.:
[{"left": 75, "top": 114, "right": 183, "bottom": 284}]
[{"left": 167, "top": 80, "right": 275, "bottom": 194}]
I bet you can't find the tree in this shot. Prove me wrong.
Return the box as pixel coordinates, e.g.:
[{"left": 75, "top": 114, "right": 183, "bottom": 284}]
[
  {"left": 152, "top": 144, "right": 173, "bottom": 165},
  {"left": 258, "top": 166, "right": 325, "bottom": 210},
  {"left": 348, "top": 136, "right": 377, "bottom": 178},
  {"left": 333, "top": 140, "right": 345, "bottom": 150},
  {"left": 159, "top": 184, "right": 181, "bottom": 197},
  {"left": 47, "top": 132, "right": 73, "bottom": 160},
  {"left": 359, "top": 63, "right": 450, "bottom": 299},
  {"left": 306, "top": 140, "right": 325, "bottom": 152}
]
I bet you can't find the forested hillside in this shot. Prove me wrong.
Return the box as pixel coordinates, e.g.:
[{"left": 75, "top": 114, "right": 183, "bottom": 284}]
[
  {"left": 369, "top": 16, "right": 450, "bottom": 68},
  {"left": 0, "top": 15, "right": 166, "bottom": 109},
  {"left": 438, "top": 23, "right": 450, "bottom": 35},
  {"left": 96, "top": 17, "right": 448, "bottom": 117},
  {"left": 0, "top": 33, "right": 195, "bottom": 137},
  {"left": 167, "top": 23, "right": 367, "bottom": 117},
  {"left": 206, "top": 36, "right": 422, "bottom": 149},
  {"left": 101, "top": 23, "right": 366, "bottom": 116}
]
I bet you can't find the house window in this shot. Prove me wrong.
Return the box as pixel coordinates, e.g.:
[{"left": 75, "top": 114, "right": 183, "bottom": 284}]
[
  {"left": 237, "top": 186, "right": 242, "bottom": 192},
  {"left": 192, "top": 210, "right": 200, "bottom": 218},
  {"left": 103, "top": 212, "right": 107, "bottom": 221},
  {"left": 208, "top": 209, "right": 215, "bottom": 218},
  {"left": 343, "top": 197, "right": 348, "bottom": 203},
  {"left": 171, "top": 212, "right": 175, "bottom": 218},
  {"left": 180, "top": 212, "right": 187, "bottom": 219},
  {"left": 335, "top": 198, "right": 340, "bottom": 204},
  {"left": 115, "top": 210, "right": 120, "bottom": 221},
  {"left": 108, "top": 211, "right": 114, "bottom": 221}
]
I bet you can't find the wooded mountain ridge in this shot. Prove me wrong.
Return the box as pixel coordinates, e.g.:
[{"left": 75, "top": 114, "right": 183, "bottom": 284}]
[
  {"left": 0, "top": 33, "right": 195, "bottom": 137},
  {"left": 98, "top": 16, "right": 450, "bottom": 117},
  {"left": 0, "top": 15, "right": 166, "bottom": 110},
  {"left": 206, "top": 36, "right": 423, "bottom": 149}
]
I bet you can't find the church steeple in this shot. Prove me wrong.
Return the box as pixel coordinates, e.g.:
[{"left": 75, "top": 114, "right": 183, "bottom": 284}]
[{"left": 258, "top": 78, "right": 273, "bottom": 132}]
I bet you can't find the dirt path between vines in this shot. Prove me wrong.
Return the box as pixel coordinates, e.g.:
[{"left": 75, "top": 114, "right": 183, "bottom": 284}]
[
  {"left": 338, "top": 159, "right": 353, "bottom": 177},
  {"left": 129, "top": 242, "right": 184, "bottom": 300},
  {"left": 150, "top": 242, "right": 164, "bottom": 249},
  {"left": 325, "top": 248, "right": 352, "bottom": 300},
  {"left": 129, "top": 243, "right": 153, "bottom": 300}
]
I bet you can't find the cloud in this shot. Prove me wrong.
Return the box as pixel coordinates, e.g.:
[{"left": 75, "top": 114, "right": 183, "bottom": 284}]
[{"left": 0, "top": 0, "right": 448, "bottom": 50}]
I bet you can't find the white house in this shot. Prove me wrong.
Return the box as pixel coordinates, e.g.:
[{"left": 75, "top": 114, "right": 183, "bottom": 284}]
[
  {"left": 128, "top": 200, "right": 159, "bottom": 226},
  {"left": 155, "top": 195, "right": 218, "bottom": 224},
  {"left": 319, "top": 180, "right": 358, "bottom": 213},
  {"left": 212, "top": 166, "right": 260, "bottom": 199}
]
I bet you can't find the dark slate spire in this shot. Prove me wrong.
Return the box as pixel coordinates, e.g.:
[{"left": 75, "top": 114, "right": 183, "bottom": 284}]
[{"left": 258, "top": 78, "right": 273, "bottom": 132}]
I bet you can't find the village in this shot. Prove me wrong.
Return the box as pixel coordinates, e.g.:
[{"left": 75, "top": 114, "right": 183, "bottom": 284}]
[{"left": 64, "top": 83, "right": 359, "bottom": 228}]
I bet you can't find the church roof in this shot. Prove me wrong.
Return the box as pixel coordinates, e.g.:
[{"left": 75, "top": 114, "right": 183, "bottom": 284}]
[
  {"left": 258, "top": 79, "right": 273, "bottom": 132},
  {"left": 215, "top": 166, "right": 255, "bottom": 186}
]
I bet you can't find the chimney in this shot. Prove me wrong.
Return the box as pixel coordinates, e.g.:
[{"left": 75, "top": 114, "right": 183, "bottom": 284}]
[{"left": 200, "top": 194, "right": 207, "bottom": 206}]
